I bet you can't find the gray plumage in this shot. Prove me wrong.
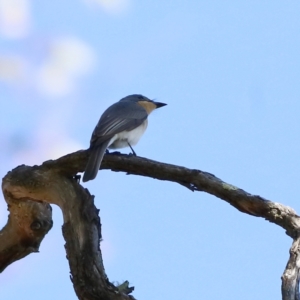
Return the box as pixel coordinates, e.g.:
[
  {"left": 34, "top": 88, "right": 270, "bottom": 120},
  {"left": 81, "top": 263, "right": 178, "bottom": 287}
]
[{"left": 83, "top": 94, "right": 166, "bottom": 182}]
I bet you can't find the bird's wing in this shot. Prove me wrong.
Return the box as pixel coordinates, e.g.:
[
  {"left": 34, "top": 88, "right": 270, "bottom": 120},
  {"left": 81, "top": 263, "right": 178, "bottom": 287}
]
[{"left": 90, "top": 101, "right": 147, "bottom": 146}]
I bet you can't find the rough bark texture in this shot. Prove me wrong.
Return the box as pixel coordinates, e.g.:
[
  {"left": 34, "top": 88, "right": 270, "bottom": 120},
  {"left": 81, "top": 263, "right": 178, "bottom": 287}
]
[
  {"left": 282, "top": 238, "right": 300, "bottom": 300},
  {"left": 2, "top": 162, "right": 134, "bottom": 300},
  {"left": 1, "top": 149, "right": 300, "bottom": 299},
  {"left": 0, "top": 197, "right": 52, "bottom": 272}
]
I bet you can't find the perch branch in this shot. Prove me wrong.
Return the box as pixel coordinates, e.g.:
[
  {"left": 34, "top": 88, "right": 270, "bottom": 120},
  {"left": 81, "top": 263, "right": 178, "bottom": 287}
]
[{"left": 1, "top": 149, "right": 300, "bottom": 299}]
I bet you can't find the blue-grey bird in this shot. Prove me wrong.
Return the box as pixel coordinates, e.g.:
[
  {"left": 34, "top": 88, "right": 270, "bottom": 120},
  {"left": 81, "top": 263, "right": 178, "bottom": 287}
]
[{"left": 83, "top": 94, "right": 167, "bottom": 182}]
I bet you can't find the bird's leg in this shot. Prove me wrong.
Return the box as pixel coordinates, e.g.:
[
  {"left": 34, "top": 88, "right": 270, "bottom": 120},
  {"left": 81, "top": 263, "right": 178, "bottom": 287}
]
[{"left": 127, "top": 142, "right": 137, "bottom": 156}]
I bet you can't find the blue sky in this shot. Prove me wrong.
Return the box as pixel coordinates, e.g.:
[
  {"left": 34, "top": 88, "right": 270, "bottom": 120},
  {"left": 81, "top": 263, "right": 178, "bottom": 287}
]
[{"left": 1, "top": 1, "right": 300, "bottom": 299}]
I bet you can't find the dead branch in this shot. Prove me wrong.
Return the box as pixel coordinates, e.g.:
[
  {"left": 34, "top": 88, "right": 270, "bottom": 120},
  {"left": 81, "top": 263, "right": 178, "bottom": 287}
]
[{"left": 1, "top": 149, "right": 300, "bottom": 299}]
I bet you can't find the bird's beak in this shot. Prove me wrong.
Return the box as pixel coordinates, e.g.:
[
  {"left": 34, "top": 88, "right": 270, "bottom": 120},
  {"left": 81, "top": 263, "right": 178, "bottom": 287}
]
[{"left": 154, "top": 101, "right": 167, "bottom": 108}]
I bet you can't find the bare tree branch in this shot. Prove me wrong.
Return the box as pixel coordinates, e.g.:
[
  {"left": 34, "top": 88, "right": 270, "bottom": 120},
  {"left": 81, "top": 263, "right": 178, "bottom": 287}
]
[
  {"left": 0, "top": 198, "right": 52, "bottom": 272},
  {"left": 1, "top": 149, "right": 300, "bottom": 299},
  {"left": 282, "top": 238, "right": 300, "bottom": 300},
  {"left": 2, "top": 163, "right": 134, "bottom": 300}
]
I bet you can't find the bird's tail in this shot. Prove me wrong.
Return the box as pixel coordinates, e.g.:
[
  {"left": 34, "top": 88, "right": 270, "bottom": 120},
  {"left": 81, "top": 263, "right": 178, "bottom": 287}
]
[{"left": 83, "top": 140, "right": 110, "bottom": 182}]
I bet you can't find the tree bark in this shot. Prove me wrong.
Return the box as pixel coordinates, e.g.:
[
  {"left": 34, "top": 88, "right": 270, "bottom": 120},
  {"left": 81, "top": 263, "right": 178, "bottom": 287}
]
[{"left": 1, "top": 150, "right": 300, "bottom": 299}]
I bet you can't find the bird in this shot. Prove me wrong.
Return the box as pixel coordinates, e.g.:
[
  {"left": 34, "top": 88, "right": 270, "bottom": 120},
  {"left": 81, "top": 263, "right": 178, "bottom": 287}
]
[{"left": 82, "top": 94, "right": 167, "bottom": 182}]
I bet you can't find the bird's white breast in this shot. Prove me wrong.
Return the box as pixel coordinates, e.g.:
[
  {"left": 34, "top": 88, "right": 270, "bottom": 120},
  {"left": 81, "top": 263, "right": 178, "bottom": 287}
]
[{"left": 108, "top": 119, "right": 148, "bottom": 149}]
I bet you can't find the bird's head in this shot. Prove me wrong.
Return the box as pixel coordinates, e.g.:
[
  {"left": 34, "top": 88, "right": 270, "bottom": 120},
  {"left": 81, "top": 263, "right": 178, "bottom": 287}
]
[{"left": 119, "top": 94, "right": 167, "bottom": 114}]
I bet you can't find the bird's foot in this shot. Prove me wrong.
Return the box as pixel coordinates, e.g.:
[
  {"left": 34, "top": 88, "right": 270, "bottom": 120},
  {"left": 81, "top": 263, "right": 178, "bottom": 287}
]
[
  {"left": 127, "top": 142, "right": 137, "bottom": 156},
  {"left": 110, "top": 151, "right": 121, "bottom": 155}
]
